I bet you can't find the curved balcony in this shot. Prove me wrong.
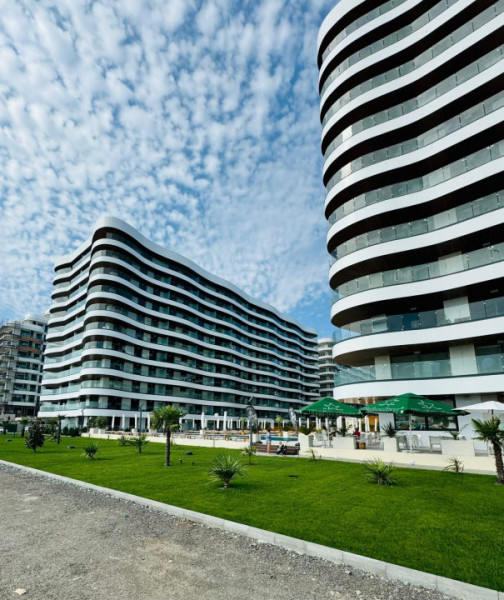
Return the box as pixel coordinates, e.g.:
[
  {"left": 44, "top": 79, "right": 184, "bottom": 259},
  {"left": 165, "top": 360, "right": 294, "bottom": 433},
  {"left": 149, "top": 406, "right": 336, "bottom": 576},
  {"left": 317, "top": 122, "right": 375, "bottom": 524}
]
[
  {"left": 326, "top": 132, "right": 504, "bottom": 219},
  {"left": 329, "top": 190, "right": 504, "bottom": 260},
  {"left": 334, "top": 295, "right": 504, "bottom": 342},
  {"left": 333, "top": 352, "right": 504, "bottom": 386},
  {"left": 320, "top": 0, "right": 456, "bottom": 98},
  {"left": 321, "top": 5, "right": 503, "bottom": 127},
  {"left": 325, "top": 89, "right": 504, "bottom": 196},
  {"left": 332, "top": 240, "right": 504, "bottom": 300},
  {"left": 319, "top": 0, "right": 409, "bottom": 67}
]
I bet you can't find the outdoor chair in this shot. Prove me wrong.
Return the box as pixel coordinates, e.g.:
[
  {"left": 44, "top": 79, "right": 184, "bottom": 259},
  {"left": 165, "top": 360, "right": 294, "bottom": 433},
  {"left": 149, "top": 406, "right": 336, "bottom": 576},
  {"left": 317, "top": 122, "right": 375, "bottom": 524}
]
[{"left": 396, "top": 435, "right": 408, "bottom": 450}]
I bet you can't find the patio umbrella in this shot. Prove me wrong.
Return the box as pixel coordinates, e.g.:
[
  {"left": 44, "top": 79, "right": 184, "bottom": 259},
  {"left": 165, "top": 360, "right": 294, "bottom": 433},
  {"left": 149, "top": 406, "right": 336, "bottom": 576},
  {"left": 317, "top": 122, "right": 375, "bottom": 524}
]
[
  {"left": 299, "top": 397, "right": 362, "bottom": 417},
  {"left": 454, "top": 400, "right": 504, "bottom": 417},
  {"left": 362, "top": 393, "right": 462, "bottom": 452}
]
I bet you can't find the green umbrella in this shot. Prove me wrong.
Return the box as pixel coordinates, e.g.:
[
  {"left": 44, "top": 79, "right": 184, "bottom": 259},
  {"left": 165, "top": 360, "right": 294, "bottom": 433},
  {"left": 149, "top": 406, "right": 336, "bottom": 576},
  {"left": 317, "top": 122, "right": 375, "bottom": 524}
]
[
  {"left": 362, "top": 393, "right": 460, "bottom": 452},
  {"left": 299, "top": 397, "right": 362, "bottom": 417}
]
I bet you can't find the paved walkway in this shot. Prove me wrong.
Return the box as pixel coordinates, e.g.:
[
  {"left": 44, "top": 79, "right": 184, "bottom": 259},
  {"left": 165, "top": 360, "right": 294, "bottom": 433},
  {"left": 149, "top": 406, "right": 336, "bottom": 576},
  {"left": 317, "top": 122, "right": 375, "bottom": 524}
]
[{"left": 0, "top": 464, "right": 454, "bottom": 600}]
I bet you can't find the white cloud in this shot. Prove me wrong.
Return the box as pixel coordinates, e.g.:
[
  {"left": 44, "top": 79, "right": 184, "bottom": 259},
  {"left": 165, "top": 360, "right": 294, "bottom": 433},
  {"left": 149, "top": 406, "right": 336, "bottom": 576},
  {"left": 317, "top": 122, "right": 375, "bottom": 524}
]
[{"left": 0, "top": 0, "right": 335, "bottom": 334}]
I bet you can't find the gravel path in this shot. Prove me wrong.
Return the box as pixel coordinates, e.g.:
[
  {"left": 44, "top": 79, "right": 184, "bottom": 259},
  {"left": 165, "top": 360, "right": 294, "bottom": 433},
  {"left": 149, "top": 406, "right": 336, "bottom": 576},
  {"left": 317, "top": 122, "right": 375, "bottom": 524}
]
[{"left": 0, "top": 464, "right": 454, "bottom": 600}]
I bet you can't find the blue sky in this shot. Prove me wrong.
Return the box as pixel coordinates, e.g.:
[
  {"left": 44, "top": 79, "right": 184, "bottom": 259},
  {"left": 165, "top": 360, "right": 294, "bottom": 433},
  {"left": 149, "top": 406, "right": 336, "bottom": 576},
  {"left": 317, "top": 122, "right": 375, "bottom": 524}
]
[{"left": 0, "top": 0, "right": 335, "bottom": 338}]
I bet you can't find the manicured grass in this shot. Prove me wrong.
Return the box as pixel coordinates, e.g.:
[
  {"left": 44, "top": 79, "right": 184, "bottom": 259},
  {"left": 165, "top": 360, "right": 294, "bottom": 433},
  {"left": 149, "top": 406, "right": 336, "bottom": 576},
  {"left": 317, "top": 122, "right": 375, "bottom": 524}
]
[{"left": 1, "top": 436, "right": 503, "bottom": 591}]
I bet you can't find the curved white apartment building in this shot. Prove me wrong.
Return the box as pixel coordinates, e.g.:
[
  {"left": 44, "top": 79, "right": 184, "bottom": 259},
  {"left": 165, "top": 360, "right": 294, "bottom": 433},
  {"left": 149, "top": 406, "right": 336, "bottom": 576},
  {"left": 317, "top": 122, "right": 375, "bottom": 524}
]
[
  {"left": 319, "top": 0, "right": 504, "bottom": 422},
  {"left": 38, "top": 217, "right": 318, "bottom": 430},
  {"left": 318, "top": 338, "right": 337, "bottom": 398}
]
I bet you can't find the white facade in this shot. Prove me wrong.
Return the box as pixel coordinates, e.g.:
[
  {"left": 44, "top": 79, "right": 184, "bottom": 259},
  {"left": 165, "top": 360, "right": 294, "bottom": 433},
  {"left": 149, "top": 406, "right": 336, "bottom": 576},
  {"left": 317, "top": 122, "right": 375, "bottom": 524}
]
[
  {"left": 38, "top": 217, "right": 318, "bottom": 430},
  {"left": 0, "top": 314, "right": 48, "bottom": 417},
  {"left": 318, "top": 0, "right": 504, "bottom": 434},
  {"left": 318, "top": 338, "right": 336, "bottom": 398}
]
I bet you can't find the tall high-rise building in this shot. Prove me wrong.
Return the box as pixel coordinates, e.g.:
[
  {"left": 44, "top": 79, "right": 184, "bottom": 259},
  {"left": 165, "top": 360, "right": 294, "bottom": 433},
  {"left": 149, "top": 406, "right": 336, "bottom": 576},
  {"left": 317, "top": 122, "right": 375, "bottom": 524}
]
[
  {"left": 318, "top": 0, "right": 504, "bottom": 425},
  {"left": 39, "top": 217, "right": 318, "bottom": 430},
  {"left": 0, "top": 314, "right": 48, "bottom": 418},
  {"left": 317, "top": 338, "right": 336, "bottom": 398}
]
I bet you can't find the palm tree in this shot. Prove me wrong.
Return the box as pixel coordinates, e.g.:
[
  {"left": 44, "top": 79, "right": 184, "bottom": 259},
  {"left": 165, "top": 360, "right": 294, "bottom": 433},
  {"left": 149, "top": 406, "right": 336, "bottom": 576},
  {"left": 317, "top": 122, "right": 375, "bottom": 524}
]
[
  {"left": 18, "top": 417, "right": 31, "bottom": 438},
  {"left": 55, "top": 415, "right": 66, "bottom": 444},
  {"left": 472, "top": 417, "right": 504, "bottom": 485},
  {"left": 129, "top": 434, "right": 149, "bottom": 454},
  {"left": 150, "top": 405, "right": 185, "bottom": 466},
  {"left": 275, "top": 415, "right": 283, "bottom": 432},
  {"left": 1, "top": 420, "right": 10, "bottom": 435}
]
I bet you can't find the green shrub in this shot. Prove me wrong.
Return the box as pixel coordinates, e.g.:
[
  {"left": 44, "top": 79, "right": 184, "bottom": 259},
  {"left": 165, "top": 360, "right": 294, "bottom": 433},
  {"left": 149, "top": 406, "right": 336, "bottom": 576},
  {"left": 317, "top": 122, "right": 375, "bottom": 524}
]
[
  {"left": 81, "top": 442, "right": 100, "bottom": 460},
  {"left": 381, "top": 423, "right": 397, "bottom": 438},
  {"left": 304, "top": 448, "right": 319, "bottom": 461},
  {"left": 118, "top": 434, "right": 129, "bottom": 447},
  {"left": 364, "top": 458, "right": 397, "bottom": 486},
  {"left": 242, "top": 445, "right": 257, "bottom": 465},
  {"left": 443, "top": 456, "right": 464, "bottom": 475},
  {"left": 25, "top": 419, "right": 45, "bottom": 453},
  {"left": 208, "top": 454, "right": 246, "bottom": 488},
  {"left": 298, "top": 425, "right": 314, "bottom": 435},
  {"left": 129, "top": 434, "right": 149, "bottom": 454}
]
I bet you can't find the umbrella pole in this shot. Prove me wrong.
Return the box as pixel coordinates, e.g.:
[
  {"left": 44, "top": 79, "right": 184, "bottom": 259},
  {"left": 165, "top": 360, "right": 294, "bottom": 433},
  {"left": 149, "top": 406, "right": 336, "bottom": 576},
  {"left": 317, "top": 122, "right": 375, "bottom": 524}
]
[{"left": 409, "top": 414, "right": 412, "bottom": 453}]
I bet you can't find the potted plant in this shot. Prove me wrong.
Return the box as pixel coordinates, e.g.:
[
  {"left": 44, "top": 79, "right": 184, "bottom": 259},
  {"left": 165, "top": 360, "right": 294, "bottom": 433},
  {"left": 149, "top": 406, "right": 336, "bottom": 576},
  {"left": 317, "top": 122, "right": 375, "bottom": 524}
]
[{"left": 381, "top": 422, "right": 399, "bottom": 452}]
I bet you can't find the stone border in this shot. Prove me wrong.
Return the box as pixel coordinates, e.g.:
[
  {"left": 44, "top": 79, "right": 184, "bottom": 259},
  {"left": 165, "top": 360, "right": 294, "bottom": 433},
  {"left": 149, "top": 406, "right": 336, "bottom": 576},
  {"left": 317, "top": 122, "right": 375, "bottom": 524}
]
[{"left": 1, "top": 460, "right": 499, "bottom": 600}]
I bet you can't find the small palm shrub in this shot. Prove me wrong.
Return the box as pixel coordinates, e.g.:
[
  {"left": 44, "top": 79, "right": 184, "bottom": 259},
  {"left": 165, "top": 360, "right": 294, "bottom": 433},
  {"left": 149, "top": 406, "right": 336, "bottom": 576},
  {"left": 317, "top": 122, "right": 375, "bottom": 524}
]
[
  {"left": 81, "top": 442, "right": 100, "bottom": 460},
  {"left": 208, "top": 454, "right": 246, "bottom": 488},
  {"left": 381, "top": 423, "right": 397, "bottom": 438},
  {"left": 441, "top": 424, "right": 467, "bottom": 440},
  {"left": 129, "top": 434, "right": 149, "bottom": 454},
  {"left": 298, "top": 425, "right": 314, "bottom": 435},
  {"left": 364, "top": 458, "right": 397, "bottom": 486},
  {"left": 304, "top": 448, "right": 319, "bottom": 461},
  {"left": 118, "top": 434, "right": 129, "bottom": 446},
  {"left": 242, "top": 445, "right": 257, "bottom": 465},
  {"left": 443, "top": 456, "right": 464, "bottom": 475}
]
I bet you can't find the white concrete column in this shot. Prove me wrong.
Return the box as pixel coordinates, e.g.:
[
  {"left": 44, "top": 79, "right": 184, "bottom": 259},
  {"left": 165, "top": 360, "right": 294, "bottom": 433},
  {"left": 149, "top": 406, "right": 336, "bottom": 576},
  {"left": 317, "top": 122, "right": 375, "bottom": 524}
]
[
  {"left": 364, "top": 416, "right": 370, "bottom": 433},
  {"left": 147, "top": 414, "right": 151, "bottom": 430},
  {"left": 223, "top": 411, "right": 228, "bottom": 432},
  {"left": 325, "top": 418, "right": 329, "bottom": 429},
  {"left": 111, "top": 415, "right": 116, "bottom": 429},
  {"left": 134, "top": 415, "right": 138, "bottom": 429},
  {"left": 121, "top": 415, "right": 126, "bottom": 430}
]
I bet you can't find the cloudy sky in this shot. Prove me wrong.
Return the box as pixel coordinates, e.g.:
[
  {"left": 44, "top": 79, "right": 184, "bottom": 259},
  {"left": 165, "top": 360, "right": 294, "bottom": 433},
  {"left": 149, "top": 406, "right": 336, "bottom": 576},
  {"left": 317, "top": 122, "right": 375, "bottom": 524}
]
[{"left": 0, "top": 0, "right": 335, "bottom": 337}]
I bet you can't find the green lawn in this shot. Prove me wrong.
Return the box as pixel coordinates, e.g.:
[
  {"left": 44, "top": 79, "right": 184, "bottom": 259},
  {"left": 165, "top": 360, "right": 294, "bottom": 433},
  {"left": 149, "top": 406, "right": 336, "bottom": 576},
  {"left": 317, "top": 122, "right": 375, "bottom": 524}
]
[{"left": 1, "top": 436, "right": 503, "bottom": 591}]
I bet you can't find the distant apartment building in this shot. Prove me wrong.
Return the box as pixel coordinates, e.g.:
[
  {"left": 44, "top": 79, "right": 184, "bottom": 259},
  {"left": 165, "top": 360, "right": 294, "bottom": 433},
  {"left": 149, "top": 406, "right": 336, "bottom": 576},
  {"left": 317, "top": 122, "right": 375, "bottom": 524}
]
[
  {"left": 318, "top": 338, "right": 336, "bottom": 398},
  {"left": 318, "top": 0, "right": 504, "bottom": 426},
  {"left": 0, "top": 314, "right": 48, "bottom": 418},
  {"left": 39, "top": 217, "right": 319, "bottom": 430}
]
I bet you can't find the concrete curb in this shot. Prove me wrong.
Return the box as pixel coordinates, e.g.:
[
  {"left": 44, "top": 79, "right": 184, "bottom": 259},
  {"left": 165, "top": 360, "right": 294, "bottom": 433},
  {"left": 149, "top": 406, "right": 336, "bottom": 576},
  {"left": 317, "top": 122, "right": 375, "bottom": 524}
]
[{"left": 1, "top": 460, "right": 500, "bottom": 600}]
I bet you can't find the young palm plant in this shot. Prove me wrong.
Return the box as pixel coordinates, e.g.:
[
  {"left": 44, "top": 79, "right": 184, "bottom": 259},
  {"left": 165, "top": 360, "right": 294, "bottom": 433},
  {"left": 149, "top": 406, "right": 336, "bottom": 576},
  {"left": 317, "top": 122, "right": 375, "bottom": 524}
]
[
  {"left": 208, "top": 454, "right": 246, "bottom": 489},
  {"left": 150, "top": 405, "right": 186, "bottom": 467},
  {"left": 18, "top": 417, "right": 31, "bottom": 438},
  {"left": 443, "top": 456, "right": 464, "bottom": 475},
  {"left": 118, "top": 434, "right": 129, "bottom": 447},
  {"left": 129, "top": 434, "right": 149, "bottom": 454},
  {"left": 81, "top": 442, "right": 100, "bottom": 460},
  {"left": 364, "top": 458, "right": 397, "bottom": 486},
  {"left": 472, "top": 417, "right": 504, "bottom": 485},
  {"left": 242, "top": 445, "right": 257, "bottom": 465}
]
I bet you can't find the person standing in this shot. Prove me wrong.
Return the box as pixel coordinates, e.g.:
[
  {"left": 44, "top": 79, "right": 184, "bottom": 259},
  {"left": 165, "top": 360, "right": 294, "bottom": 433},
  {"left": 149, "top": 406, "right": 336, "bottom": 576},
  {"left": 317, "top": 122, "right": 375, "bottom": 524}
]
[{"left": 265, "top": 429, "right": 272, "bottom": 455}]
